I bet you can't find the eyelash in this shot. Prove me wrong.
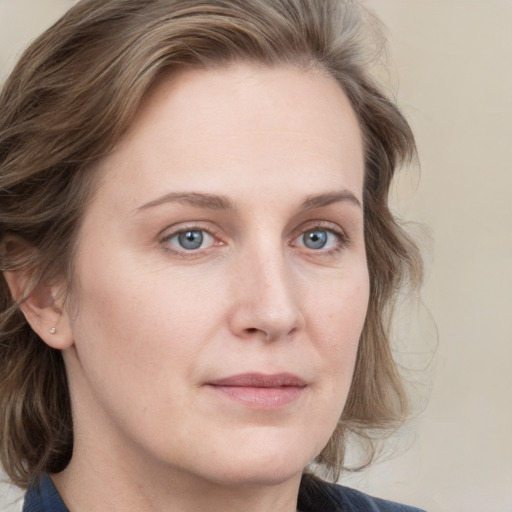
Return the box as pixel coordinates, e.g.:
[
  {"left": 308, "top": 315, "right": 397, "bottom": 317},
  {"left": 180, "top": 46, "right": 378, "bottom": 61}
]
[
  {"left": 159, "top": 221, "right": 350, "bottom": 258},
  {"left": 159, "top": 223, "right": 223, "bottom": 258},
  {"left": 290, "top": 221, "right": 350, "bottom": 256}
]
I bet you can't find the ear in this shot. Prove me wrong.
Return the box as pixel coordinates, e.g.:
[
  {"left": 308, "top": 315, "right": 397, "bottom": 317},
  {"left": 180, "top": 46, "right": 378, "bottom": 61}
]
[{"left": 1, "top": 236, "right": 74, "bottom": 350}]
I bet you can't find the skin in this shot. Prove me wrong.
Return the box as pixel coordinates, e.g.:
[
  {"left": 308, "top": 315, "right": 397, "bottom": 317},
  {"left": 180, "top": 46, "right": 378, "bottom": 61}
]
[{"left": 10, "top": 63, "right": 369, "bottom": 512}]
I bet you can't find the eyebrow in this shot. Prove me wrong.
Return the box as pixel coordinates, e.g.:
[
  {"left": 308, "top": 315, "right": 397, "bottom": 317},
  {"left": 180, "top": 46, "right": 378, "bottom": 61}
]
[
  {"left": 300, "top": 190, "right": 362, "bottom": 210},
  {"left": 136, "top": 192, "right": 236, "bottom": 212},
  {"left": 136, "top": 189, "right": 361, "bottom": 213}
]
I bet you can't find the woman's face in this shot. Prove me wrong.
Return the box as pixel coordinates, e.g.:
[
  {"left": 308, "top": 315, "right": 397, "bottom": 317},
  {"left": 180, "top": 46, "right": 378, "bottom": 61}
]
[{"left": 60, "top": 63, "right": 369, "bottom": 488}]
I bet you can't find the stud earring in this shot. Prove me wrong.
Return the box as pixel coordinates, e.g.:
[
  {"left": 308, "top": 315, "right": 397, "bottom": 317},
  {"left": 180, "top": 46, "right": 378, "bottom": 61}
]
[{"left": 50, "top": 327, "right": 56, "bottom": 334}]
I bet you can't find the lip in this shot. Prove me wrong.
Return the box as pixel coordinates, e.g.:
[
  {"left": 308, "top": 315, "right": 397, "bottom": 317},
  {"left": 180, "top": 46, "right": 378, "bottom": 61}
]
[{"left": 206, "top": 373, "right": 307, "bottom": 410}]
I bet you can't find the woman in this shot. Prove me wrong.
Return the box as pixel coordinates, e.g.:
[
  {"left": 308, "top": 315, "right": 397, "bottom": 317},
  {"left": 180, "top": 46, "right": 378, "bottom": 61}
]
[{"left": 0, "top": 1, "right": 424, "bottom": 511}]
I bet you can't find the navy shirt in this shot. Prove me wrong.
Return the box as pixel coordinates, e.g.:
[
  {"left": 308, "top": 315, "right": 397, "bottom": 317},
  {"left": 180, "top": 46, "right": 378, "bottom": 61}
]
[
  {"left": 23, "top": 476, "right": 67, "bottom": 512},
  {"left": 23, "top": 474, "right": 426, "bottom": 512}
]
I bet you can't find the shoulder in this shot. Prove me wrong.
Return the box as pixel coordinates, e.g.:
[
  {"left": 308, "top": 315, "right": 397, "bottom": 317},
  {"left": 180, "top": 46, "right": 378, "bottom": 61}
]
[
  {"left": 298, "top": 475, "right": 427, "bottom": 512},
  {"left": 327, "top": 483, "right": 427, "bottom": 512}
]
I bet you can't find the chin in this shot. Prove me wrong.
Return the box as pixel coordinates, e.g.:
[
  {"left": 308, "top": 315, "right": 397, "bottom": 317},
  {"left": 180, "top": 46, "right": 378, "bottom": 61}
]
[
  {"left": 209, "top": 461, "right": 304, "bottom": 488},
  {"left": 198, "top": 435, "right": 320, "bottom": 488}
]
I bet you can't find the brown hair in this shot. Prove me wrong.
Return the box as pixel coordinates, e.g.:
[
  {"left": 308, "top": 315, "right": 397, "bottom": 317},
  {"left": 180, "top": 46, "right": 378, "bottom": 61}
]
[{"left": 0, "top": 0, "right": 422, "bottom": 488}]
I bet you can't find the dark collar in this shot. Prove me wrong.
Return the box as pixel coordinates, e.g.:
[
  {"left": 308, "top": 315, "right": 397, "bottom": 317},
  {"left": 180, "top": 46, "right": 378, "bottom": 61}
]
[
  {"left": 23, "top": 473, "right": 423, "bottom": 512},
  {"left": 23, "top": 475, "right": 68, "bottom": 512}
]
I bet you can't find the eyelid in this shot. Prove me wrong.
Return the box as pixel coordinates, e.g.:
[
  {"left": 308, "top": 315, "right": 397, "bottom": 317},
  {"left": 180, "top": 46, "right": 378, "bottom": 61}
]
[
  {"left": 158, "top": 222, "right": 225, "bottom": 256},
  {"left": 289, "top": 220, "right": 350, "bottom": 252}
]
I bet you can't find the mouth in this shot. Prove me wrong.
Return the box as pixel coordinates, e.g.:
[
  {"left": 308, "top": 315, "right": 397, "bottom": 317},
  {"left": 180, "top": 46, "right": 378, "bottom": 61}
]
[{"left": 206, "top": 373, "right": 307, "bottom": 410}]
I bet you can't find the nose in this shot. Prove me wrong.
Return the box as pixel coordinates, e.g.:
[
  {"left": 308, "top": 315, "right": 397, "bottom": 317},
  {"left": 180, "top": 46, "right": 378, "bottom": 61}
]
[{"left": 228, "top": 247, "right": 305, "bottom": 342}]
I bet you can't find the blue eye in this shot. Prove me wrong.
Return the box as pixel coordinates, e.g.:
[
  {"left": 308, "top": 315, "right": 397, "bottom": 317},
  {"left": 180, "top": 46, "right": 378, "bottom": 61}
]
[
  {"left": 166, "top": 229, "right": 214, "bottom": 251},
  {"left": 178, "top": 230, "right": 204, "bottom": 250},
  {"left": 302, "top": 229, "right": 328, "bottom": 249},
  {"left": 293, "top": 225, "right": 347, "bottom": 253}
]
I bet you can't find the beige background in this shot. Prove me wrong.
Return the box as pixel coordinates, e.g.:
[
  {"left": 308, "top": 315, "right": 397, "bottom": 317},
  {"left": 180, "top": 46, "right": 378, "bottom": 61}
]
[{"left": 1, "top": 1, "right": 511, "bottom": 511}]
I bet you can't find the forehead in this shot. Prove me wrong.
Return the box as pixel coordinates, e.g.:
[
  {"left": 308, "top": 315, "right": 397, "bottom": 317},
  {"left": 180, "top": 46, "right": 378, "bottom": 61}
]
[{"left": 94, "top": 63, "right": 364, "bottom": 210}]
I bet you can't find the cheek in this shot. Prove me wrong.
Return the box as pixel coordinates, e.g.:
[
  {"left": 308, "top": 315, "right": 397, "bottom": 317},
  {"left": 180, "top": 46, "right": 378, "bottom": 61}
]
[
  {"left": 308, "top": 268, "right": 370, "bottom": 382},
  {"left": 68, "top": 250, "right": 226, "bottom": 389},
  {"left": 295, "top": 270, "right": 369, "bottom": 456},
  {"left": 65, "top": 271, "right": 217, "bottom": 449}
]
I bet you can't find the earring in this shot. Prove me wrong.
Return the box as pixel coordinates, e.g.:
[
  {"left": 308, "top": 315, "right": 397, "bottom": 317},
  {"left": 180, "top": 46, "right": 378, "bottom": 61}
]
[{"left": 50, "top": 327, "right": 56, "bottom": 334}]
